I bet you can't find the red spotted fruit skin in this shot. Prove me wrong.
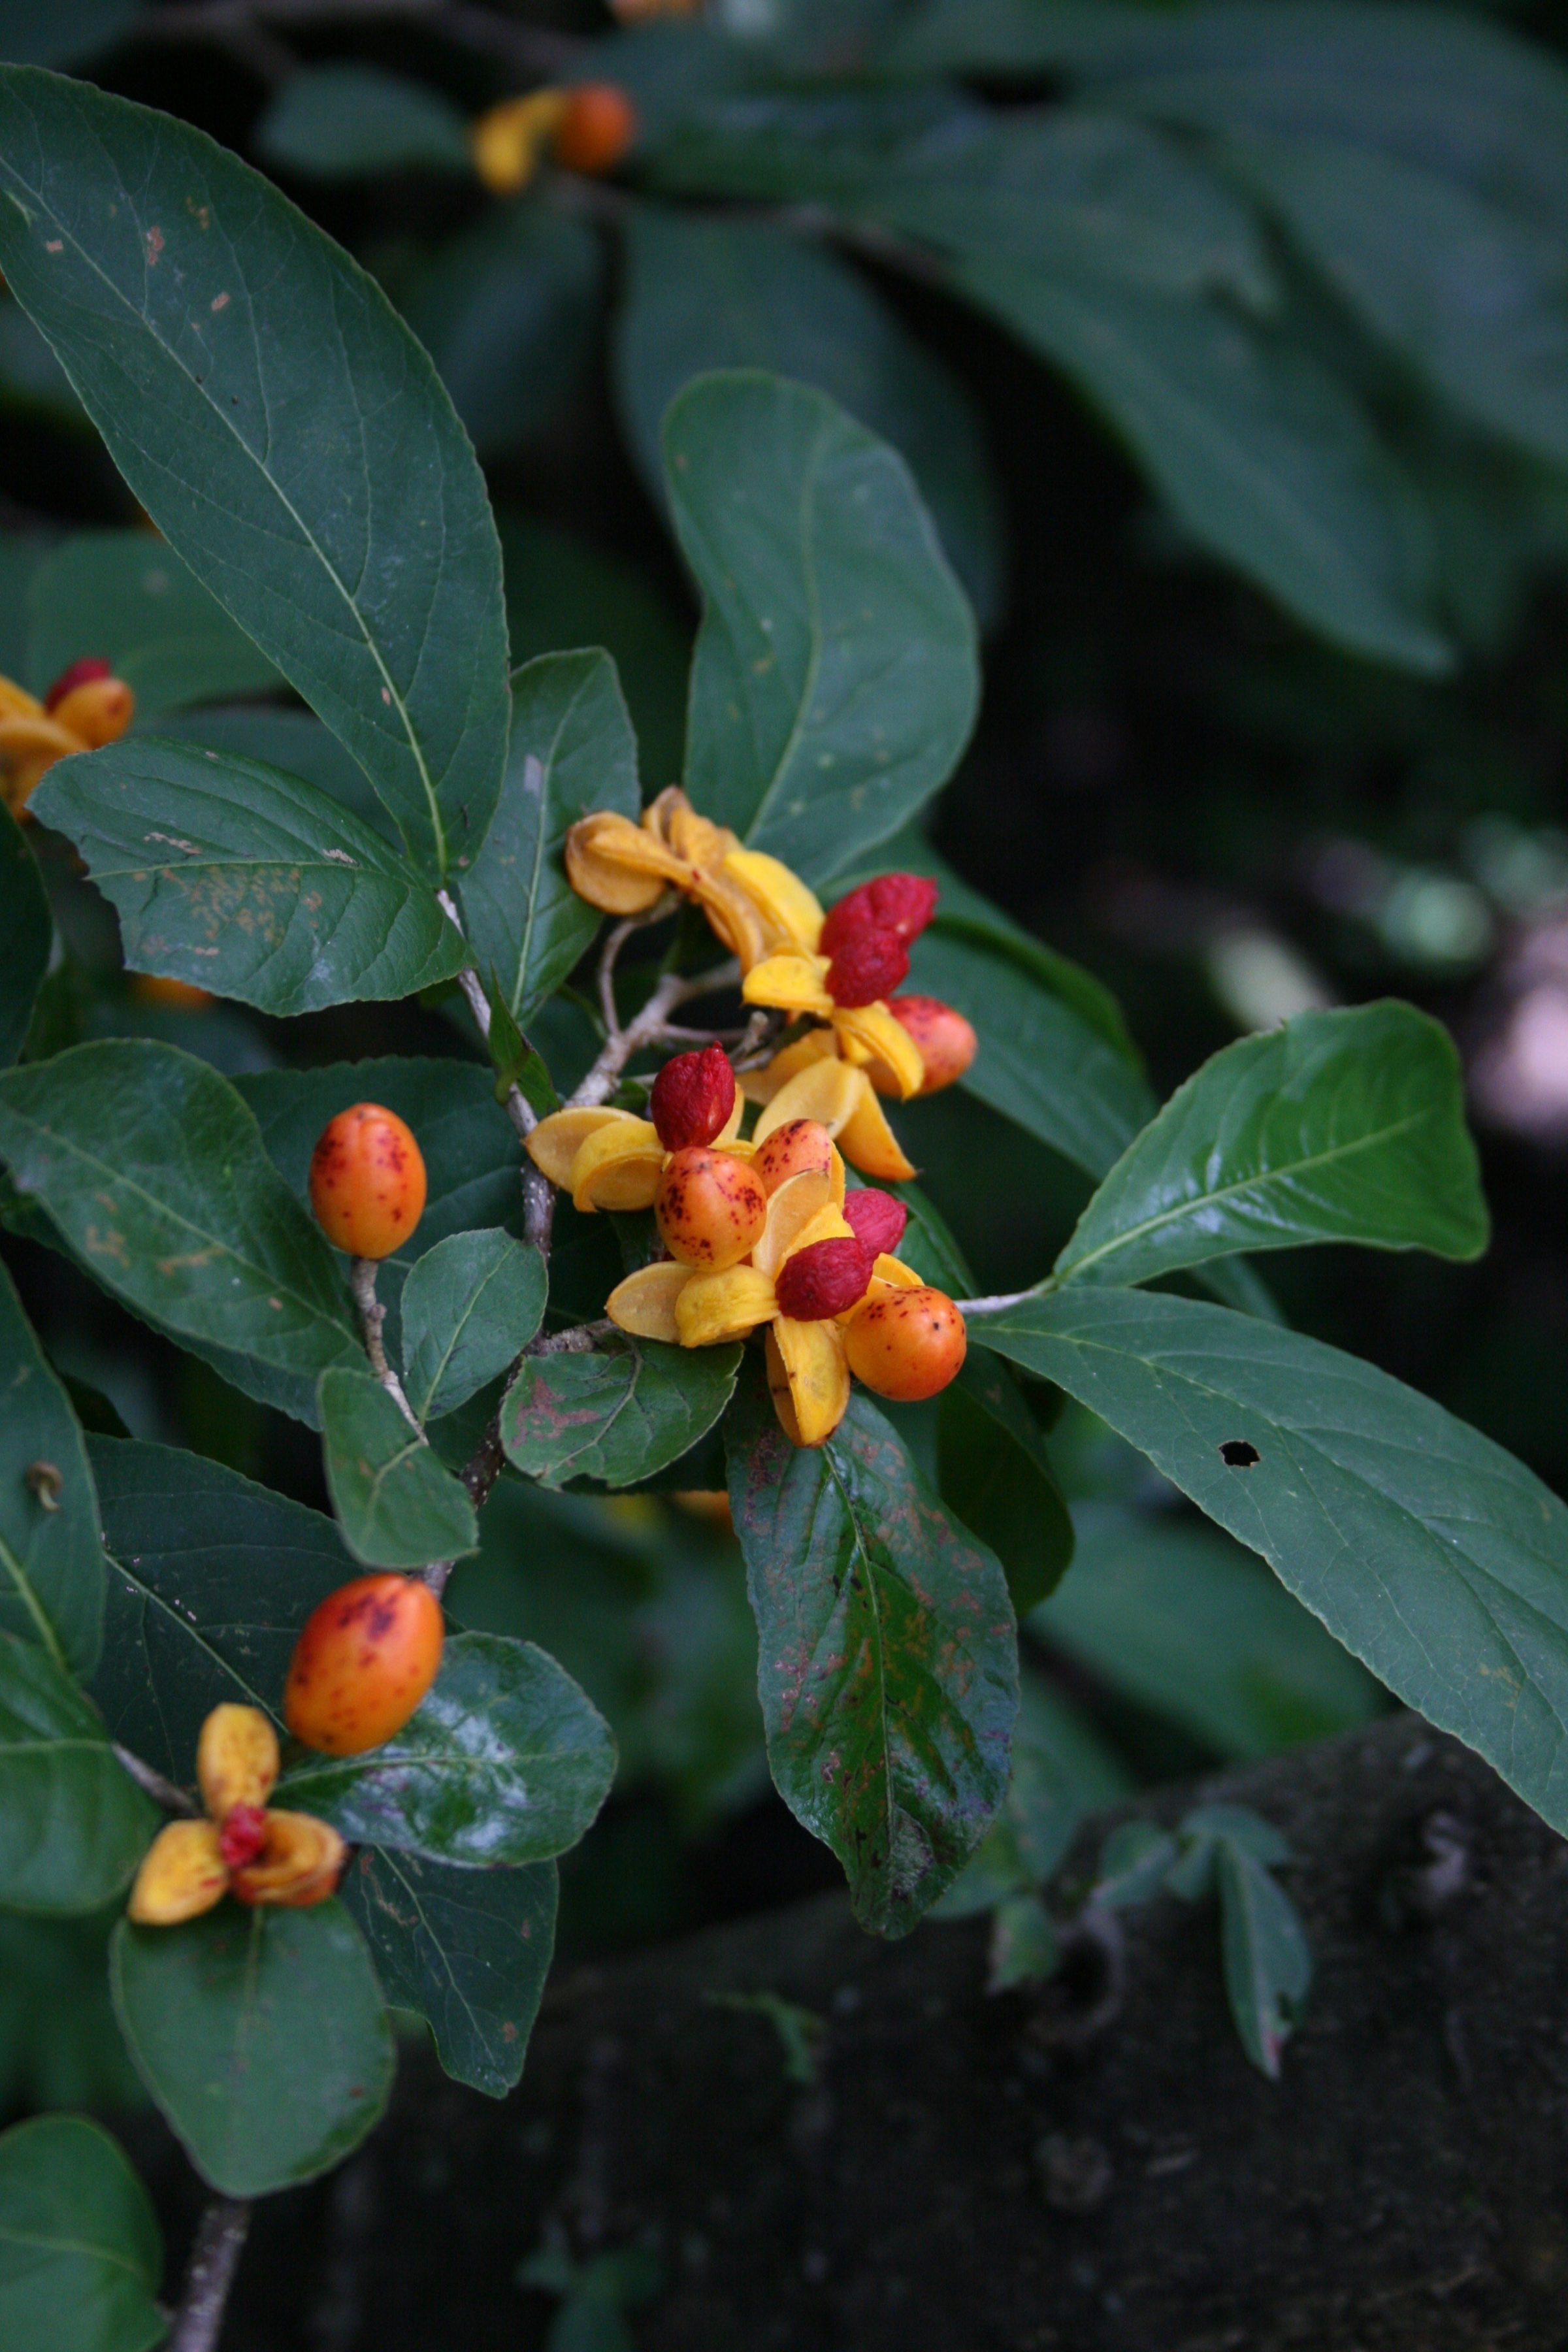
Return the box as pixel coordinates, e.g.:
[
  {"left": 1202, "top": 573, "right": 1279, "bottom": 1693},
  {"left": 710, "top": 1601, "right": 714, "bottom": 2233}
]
[
  {"left": 843, "top": 1284, "right": 967, "bottom": 1401},
  {"left": 308, "top": 1103, "right": 427, "bottom": 1259},
  {"left": 284, "top": 1574, "right": 445, "bottom": 1757},
  {"left": 655, "top": 1147, "right": 768, "bottom": 1269},
  {"left": 886, "top": 995, "right": 978, "bottom": 1094},
  {"left": 751, "top": 1119, "right": 836, "bottom": 1196}
]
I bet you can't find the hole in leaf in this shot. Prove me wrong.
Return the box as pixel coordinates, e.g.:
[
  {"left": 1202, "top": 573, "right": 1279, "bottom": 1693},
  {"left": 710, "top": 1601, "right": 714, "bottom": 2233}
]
[{"left": 1219, "top": 1439, "right": 1260, "bottom": 1468}]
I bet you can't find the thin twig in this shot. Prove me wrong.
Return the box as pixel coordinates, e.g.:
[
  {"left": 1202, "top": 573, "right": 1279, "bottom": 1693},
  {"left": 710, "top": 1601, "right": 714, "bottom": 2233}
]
[
  {"left": 114, "top": 1745, "right": 199, "bottom": 1816},
  {"left": 438, "top": 891, "right": 555, "bottom": 1251},
  {"left": 169, "top": 2196, "right": 252, "bottom": 2352},
  {"left": 350, "top": 1258, "right": 423, "bottom": 1435},
  {"left": 572, "top": 961, "right": 740, "bottom": 1108},
  {"left": 954, "top": 1285, "right": 1051, "bottom": 1316},
  {"left": 531, "top": 1318, "right": 615, "bottom": 1356}
]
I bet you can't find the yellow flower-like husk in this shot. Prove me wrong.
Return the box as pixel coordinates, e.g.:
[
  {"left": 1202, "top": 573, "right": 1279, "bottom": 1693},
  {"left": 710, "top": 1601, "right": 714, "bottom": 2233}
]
[
  {"left": 766, "top": 1318, "right": 850, "bottom": 1447},
  {"left": 561, "top": 792, "right": 825, "bottom": 973},
  {"left": 0, "top": 670, "right": 135, "bottom": 819},
  {"left": 676, "top": 1264, "right": 777, "bottom": 1347},
  {"left": 742, "top": 954, "right": 924, "bottom": 1102},
  {"left": 128, "top": 1820, "right": 230, "bottom": 1926},
  {"left": 605, "top": 1260, "right": 691, "bottom": 1341},
  {"left": 720, "top": 850, "right": 824, "bottom": 958},
  {"left": 472, "top": 90, "right": 570, "bottom": 195},
  {"left": 529, "top": 1094, "right": 749, "bottom": 1215},
  {"left": 196, "top": 1703, "right": 279, "bottom": 1822},
  {"left": 230, "top": 1810, "right": 348, "bottom": 1909},
  {"left": 751, "top": 1058, "right": 917, "bottom": 1183}
]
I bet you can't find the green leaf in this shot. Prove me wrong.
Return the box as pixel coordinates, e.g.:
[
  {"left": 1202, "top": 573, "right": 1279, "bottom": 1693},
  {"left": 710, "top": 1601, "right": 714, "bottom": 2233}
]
[
  {"left": 0, "top": 798, "right": 50, "bottom": 1065},
  {"left": 1184, "top": 1801, "right": 1291, "bottom": 1867},
  {"left": 159, "top": 704, "right": 399, "bottom": 843},
  {"left": 0, "top": 1629, "right": 155, "bottom": 1915},
  {"left": 1056, "top": 1002, "right": 1488, "bottom": 1290},
  {"left": 1090, "top": 1818, "right": 1180, "bottom": 1909},
  {"left": 0, "top": 66, "right": 509, "bottom": 879},
  {"left": 33, "top": 738, "right": 469, "bottom": 1017},
  {"left": 1038, "top": 1501, "right": 1384, "bottom": 1761},
  {"left": 501, "top": 1339, "right": 742, "bottom": 1490},
  {"left": 402, "top": 206, "right": 604, "bottom": 461},
  {"left": 969, "top": 1285, "right": 1568, "bottom": 1845},
  {"left": 0, "top": 1258, "right": 105, "bottom": 1677},
  {"left": 459, "top": 654, "right": 640, "bottom": 1024},
  {"left": 88, "top": 1436, "right": 355, "bottom": 1780},
  {"left": 0, "top": 1041, "right": 359, "bottom": 1425},
  {"left": 666, "top": 370, "right": 979, "bottom": 887},
  {"left": 400, "top": 1230, "right": 546, "bottom": 1423},
  {"left": 938, "top": 1357, "right": 1074, "bottom": 1613},
  {"left": 319, "top": 1365, "right": 478, "bottom": 1569},
  {"left": 987, "top": 1890, "right": 1059, "bottom": 1991},
  {"left": 616, "top": 206, "right": 1003, "bottom": 623},
  {"left": 934, "top": 1668, "right": 1130, "bottom": 1917},
  {"left": 110, "top": 1899, "right": 394, "bottom": 2197},
  {"left": 342, "top": 1847, "right": 556, "bottom": 2099},
  {"left": 0, "top": 2114, "right": 165, "bottom": 2352},
  {"left": 909, "top": 921, "right": 1155, "bottom": 1178},
  {"left": 281, "top": 1629, "right": 616, "bottom": 1867},
  {"left": 727, "top": 1378, "right": 1017, "bottom": 1936},
  {"left": 958, "top": 263, "right": 1451, "bottom": 673},
  {"left": 1216, "top": 1841, "right": 1311, "bottom": 2078},
  {"left": 1223, "top": 134, "right": 1568, "bottom": 474},
  {"left": 0, "top": 1, "right": 142, "bottom": 69},
  {"left": 26, "top": 531, "right": 280, "bottom": 713},
  {"left": 255, "top": 63, "right": 472, "bottom": 178}
]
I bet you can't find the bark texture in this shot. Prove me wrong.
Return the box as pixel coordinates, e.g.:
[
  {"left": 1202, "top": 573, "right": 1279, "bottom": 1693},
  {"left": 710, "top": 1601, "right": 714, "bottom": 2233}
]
[{"left": 142, "top": 1714, "right": 1568, "bottom": 2351}]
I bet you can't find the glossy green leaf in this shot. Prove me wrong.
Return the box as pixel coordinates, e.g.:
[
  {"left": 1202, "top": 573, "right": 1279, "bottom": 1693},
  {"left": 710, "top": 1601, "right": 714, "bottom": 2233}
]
[
  {"left": 1056, "top": 1002, "right": 1488, "bottom": 1290},
  {"left": 33, "top": 738, "right": 468, "bottom": 1016},
  {"left": 934, "top": 1669, "right": 1129, "bottom": 1918},
  {"left": 26, "top": 531, "right": 280, "bottom": 713},
  {"left": 1038, "top": 1501, "right": 1384, "bottom": 1760},
  {"left": 159, "top": 704, "right": 399, "bottom": 842},
  {"left": 403, "top": 206, "right": 604, "bottom": 461},
  {"left": 400, "top": 1230, "right": 546, "bottom": 1424},
  {"left": 110, "top": 1899, "right": 394, "bottom": 2197},
  {"left": 0, "top": 1041, "right": 359, "bottom": 1425},
  {"left": 617, "top": 206, "right": 1002, "bottom": 622},
  {"left": 0, "top": 66, "right": 510, "bottom": 879},
  {"left": 970, "top": 1286, "right": 1568, "bottom": 1843},
  {"left": 727, "top": 1378, "right": 1017, "bottom": 1936},
  {"left": 938, "top": 1357, "right": 1073, "bottom": 1613},
  {"left": 501, "top": 1339, "right": 742, "bottom": 1490},
  {"left": 0, "top": 1258, "right": 105, "bottom": 1676},
  {"left": 909, "top": 921, "right": 1155, "bottom": 1178},
  {"left": 255, "top": 63, "right": 471, "bottom": 178},
  {"left": 282, "top": 1631, "right": 615, "bottom": 1867},
  {"left": 0, "top": 2114, "right": 165, "bottom": 2352},
  {"left": 667, "top": 370, "right": 979, "bottom": 887},
  {"left": 89, "top": 1437, "right": 354, "bottom": 1780},
  {"left": 1224, "top": 134, "right": 1568, "bottom": 474},
  {"left": 460, "top": 653, "right": 640, "bottom": 1024},
  {"left": 343, "top": 1847, "right": 555, "bottom": 2098},
  {"left": 0, "top": 1630, "right": 154, "bottom": 1915},
  {"left": 319, "top": 1366, "right": 478, "bottom": 1569},
  {"left": 1216, "top": 1840, "right": 1311, "bottom": 2078},
  {"left": 958, "top": 263, "right": 1450, "bottom": 672},
  {"left": 0, "top": 798, "right": 50, "bottom": 1064}
]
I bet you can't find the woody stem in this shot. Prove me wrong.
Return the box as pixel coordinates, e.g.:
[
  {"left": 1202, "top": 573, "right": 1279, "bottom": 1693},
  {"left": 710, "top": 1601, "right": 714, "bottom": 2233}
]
[
  {"left": 572, "top": 960, "right": 741, "bottom": 1109},
  {"left": 167, "top": 2195, "right": 253, "bottom": 2352},
  {"left": 350, "top": 1258, "right": 423, "bottom": 1435}
]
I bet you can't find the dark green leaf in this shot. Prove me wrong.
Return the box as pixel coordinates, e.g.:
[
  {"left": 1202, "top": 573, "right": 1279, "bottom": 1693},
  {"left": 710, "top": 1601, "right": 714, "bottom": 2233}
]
[
  {"left": 970, "top": 1286, "right": 1568, "bottom": 1845},
  {"left": 342, "top": 1846, "right": 556, "bottom": 2098},
  {"left": 402, "top": 205, "right": 604, "bottom": 459},
  {"left": 934, "top": 1668, "right": 1129, "bottom": 1917},
  {"left": 958, "top": 263, "right": 1450, "bottom": 672},
  {"left": 0, "top": 1041, "right": 359, "bottom": 1425},
  {"left": 987, "top": 1890, "right": 1058, "bottom": 1991},
  {"left": 0, "top": 1, "right": 142, "bottom": 69},
  {"left": 1216, "top": 1841, "right": 1311, "bottom": 2078},
  {"left": 0, "top": 1258, "right": 105, "bottom": 1676},
  {"left": 110, "top": 1899, "right": 394, "bottom": 2197},
  {"left": 0, "top": 1629, "right": 155, "bottom": 1914},
  {"left": 1038, "top": 1501, "right": 1384, "bottom": 1760},
  {"left": 0, "top": 798, "right": 50, "bottom": 1064},
  {"left": 938, "top": 1356, "right": 1073, "bottom": 1612},
  {"left": 460, "top": 653, "right": 640, "bottom": 1024},
  {"left": 26, "top": 531, "right": 280, "bottom": 713},
  {"left": 617, "top": 206, "right": 1003, "bottom": 623},
  {"left": 0, "top": 2114, "right": 165, "bottom": 2352},
  {"left": 1056, "top": 1002, "right": 1488, "bottom": 1290},
  {"left": 88, "top": 1436, "right": 354, "bottom": 1780},
  {"left": 502, "top": 1339, "right": 742, "bottom": 1490},
  {"left": 909, "top": 921, "right": 1155, "bottom": 1178},
  {"left": 400, "top": 1230, "right": 546, "bottom": 1422},
  {"left": 0, "top": 67, "right": 509, "bottom": 878},
  {"left": 667, "top": 370, "right": 979, "bottom": 887},
  {"left": 1092, "top": 1818, "right": 1179, "bottom": 1909},
  {"left": 33, "top": 738, "right": 469, "bottom": 1016},
  {"left": 159, "top": 704, "right": 399, "bottom": 842},
  {"left": 1184, "top": 1801, "right": 1291, "bottom": 1867},
  {"left": 282, "top": 1630, "right": 615, "bottom": 1866},
  {"left": 319, "top": 1366, "right": 478, "bottom": 1569},
  {"left": 255, "top": 63, "right": 471, "bottom": 178},
  {"left": 727, "top": 1378, "right": 1017, "bottom": 1936}
]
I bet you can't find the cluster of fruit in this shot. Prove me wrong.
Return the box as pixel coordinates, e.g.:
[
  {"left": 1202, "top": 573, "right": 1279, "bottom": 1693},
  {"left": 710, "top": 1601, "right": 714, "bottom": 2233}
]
[
  {"left": 0, "top": 657, "right": 135, "bottom": 817},
  {"left": 471, "top": 79, "right": 640, "bottom": 195}
]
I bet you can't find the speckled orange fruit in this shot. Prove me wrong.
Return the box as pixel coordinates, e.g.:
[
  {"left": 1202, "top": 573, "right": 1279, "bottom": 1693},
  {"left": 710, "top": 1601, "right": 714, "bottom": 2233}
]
[
  {"left": 751, "top": 1119, "right": 836, "bottom": 1196},
  {"left": 873, "top": 996, "right": 977, "bottom": 1096},
  {"left": 131, "top": 973, "right": 214, "bottom": 1011},
  {"left": 284, "top": 1574, "right": 445, "bottom": 1757},
  {"left": 655, "top": 1147, "right": 768, "bottom": 1270},
  {"left": 843, "top": 1284, "right": 967, "bottom": 1402},
  {"left": 308, "top": 1103, "right": 427, "bottom": 1260},
  {"left": 552, "top": 82, "right": 638, "bottom": 173}
]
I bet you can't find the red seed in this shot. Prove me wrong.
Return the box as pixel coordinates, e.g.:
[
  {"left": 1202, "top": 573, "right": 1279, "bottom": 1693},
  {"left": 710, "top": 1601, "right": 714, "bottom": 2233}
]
[
  {"left": 650, "top": 1044, "right": 736, "bottom": 1152},
  {"left": 820, "top": 874, "right": 939, "bottom": 958},
  {"left": 825, "top": 926, "right": 909, "bottom": 1008},
  {"left": 218, "top": 1803, "right": 269, "bottom": 1870},
  {"left": 843, "top": 1188, "right": 908, "bottom": 1258},
  {"left": 43, "top": 656, "right": 112, "bottom": 712},
  {"left": 774, "top": 1235, "right": 875, "bottom": 1320}
]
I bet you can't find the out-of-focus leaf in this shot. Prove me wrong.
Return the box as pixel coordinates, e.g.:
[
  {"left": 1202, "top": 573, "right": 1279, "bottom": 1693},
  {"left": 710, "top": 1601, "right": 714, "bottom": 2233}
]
[
  {"left": 987, "top": 1890, "right": 1058, "bottom": 1990},
  {"left": 0, "top": 800, "right": 49, "bottom": 1066},
  {"left": 1216, "top": 1839, "right": 1311, "bottom": 2078},
  {"left": 939, "top": 1357, "right": 1073, "bottom": 1612},
  {"left": 0, "top": 1258, "right": 104, "bottom": 1676},
  {"left": 26, "top": 532, "right": 280, "bottom": 713},
  {"left": 934, "top": 1668, "right": 1128, "bottom": 1917},
  {"left": 0, "top": 1629, "right": 155, "bottom": 1914},
  {"left": 502, "top": 1341, "right": 742, "bottom": 1490},
  {"left": 319, "top": 1365, "right": 478, "bottom": 1569},
  {"left": 1091, "top": 1818, "right": 1179, "bottom": 1908},
  {"left": 0, "top": 2114, "right": 164, "bottom": 2352},
  {"left": 0, "top": 0, "right": 142, "bottom": 68},
  {"left": 400, "top": 1230, "right": 546, "bottom": 1422},
  {"left": 255, "top": 63, "right": 472, "bottom": 178}
]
